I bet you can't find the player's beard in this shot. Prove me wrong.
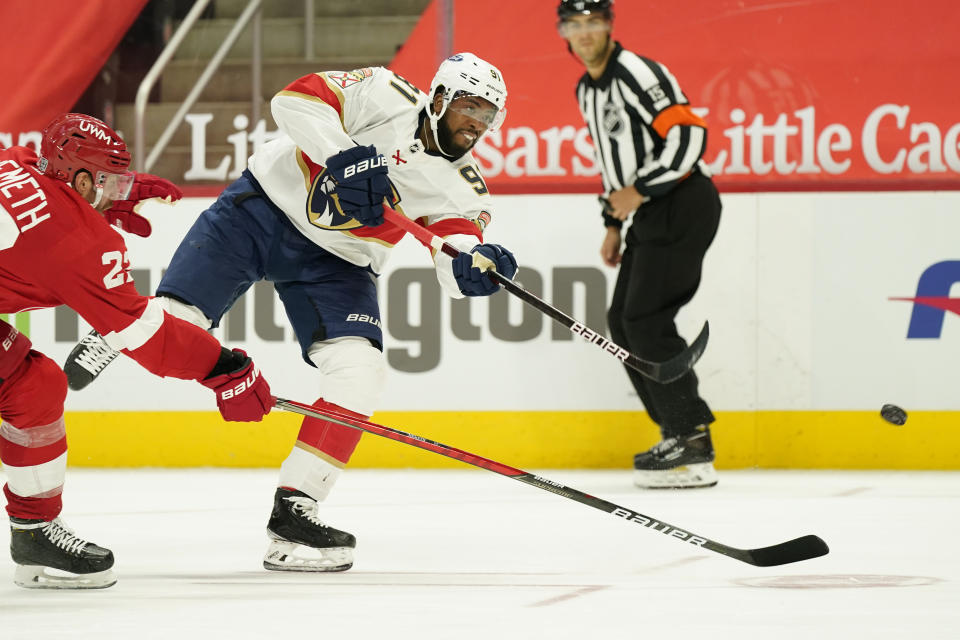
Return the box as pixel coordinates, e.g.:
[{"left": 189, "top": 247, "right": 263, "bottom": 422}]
[{"left": 437, "top": 116, "right": 475, "bottom": 160}]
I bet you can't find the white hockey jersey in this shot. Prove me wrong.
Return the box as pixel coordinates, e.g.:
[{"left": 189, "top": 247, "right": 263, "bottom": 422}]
[{"left": 249, "top": 66, "right": 495, "bottom": 296}]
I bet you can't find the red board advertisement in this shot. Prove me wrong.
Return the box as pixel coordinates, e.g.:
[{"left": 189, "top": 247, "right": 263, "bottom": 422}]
[
  {"left": 0, "top": 1, "right": 146, "bottom": 148},
  {"left": 391, "top": 0, "right": 960, "bottom": 192}
]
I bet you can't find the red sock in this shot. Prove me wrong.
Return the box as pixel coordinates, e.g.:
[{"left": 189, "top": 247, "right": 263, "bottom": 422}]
[
  {"left": 294, "top": 398, "right": 366, "bottom": 464},
  {"left": 0, "top": 352, "right": 68, "bottom": 521}
]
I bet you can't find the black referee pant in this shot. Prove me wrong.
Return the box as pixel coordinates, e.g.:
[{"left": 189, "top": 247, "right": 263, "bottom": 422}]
[{"left": 607, "top": 171, "right": 721, "bottom": 438}]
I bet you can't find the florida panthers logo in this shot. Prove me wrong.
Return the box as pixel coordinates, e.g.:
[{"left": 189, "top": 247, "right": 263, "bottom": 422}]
[
  {"left": 306, "top": 168, "right": 401, "bottom": 231},
  {"left": 306, "top": 169, "right": 361, "bottom": 230}
]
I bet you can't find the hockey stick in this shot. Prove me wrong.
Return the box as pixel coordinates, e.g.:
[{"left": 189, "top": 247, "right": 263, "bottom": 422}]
[
  {"left": 274, "top": 397, "right": 829, "bottom": 567},
  {"left": 383, "top": 206, "right": 708, "bottom": 384}
]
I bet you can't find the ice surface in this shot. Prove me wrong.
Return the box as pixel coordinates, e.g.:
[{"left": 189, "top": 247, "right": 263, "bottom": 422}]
[{"left": 1, "top": 469, "right": 957, "bottom": 639}]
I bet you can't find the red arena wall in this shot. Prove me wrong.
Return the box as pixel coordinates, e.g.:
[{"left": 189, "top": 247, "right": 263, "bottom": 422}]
[{"left": 391, "top": 0, "right": 960, "bottom": 193}]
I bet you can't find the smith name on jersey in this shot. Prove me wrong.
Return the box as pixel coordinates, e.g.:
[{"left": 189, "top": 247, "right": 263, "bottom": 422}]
[{"left": 249, "top": 66, "right": 495, "bottom": 293}]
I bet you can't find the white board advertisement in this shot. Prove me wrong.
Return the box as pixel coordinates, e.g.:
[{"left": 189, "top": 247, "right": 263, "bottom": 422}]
[{"left": 17, "top": 191, "right": 960, "bottom": 412}]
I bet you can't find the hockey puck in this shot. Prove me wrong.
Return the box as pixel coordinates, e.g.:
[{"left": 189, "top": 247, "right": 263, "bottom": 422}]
[{"left": 880, "top": 404, "right": 907, "bottom": 426}]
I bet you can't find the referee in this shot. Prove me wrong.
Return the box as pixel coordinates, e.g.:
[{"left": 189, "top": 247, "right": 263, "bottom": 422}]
[{"left": 557, "top": 0, "right": 722, "bottom": 488}]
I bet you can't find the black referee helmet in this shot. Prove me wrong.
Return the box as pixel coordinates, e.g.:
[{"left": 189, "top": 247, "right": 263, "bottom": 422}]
[{"left": 557, "top": 0, "right": 614, "bottom": 20}]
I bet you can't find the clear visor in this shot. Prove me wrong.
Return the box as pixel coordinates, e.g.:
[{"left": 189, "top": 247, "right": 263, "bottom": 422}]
[
  {"left": 446, "top": 91, "right": 506, "bottom": 131},
  {"left": 95, "top": 170, "right": 135, "bottom": 202},
  {"left": 557, "top": 19, "right": 611, "bottom": 38}
]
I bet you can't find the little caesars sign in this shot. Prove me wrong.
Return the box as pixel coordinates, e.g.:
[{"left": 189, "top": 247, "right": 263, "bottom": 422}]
[{"left": 182, "top": 105, "right": 960, "bottom": 187}]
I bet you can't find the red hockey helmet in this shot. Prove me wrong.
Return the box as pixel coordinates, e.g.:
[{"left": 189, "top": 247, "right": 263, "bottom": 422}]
[{"left": 38, "top": 113, "right": 132, "bottom": 183}]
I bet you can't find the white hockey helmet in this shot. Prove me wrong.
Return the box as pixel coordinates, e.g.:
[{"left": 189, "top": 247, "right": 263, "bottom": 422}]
[{"left": 427, "top": 53, "right": 507, "bottom": 154}]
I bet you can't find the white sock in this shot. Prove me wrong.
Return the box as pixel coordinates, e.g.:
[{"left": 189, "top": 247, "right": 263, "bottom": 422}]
[{"left": 277, "top": 446, "right": 342, "bottom": 501}]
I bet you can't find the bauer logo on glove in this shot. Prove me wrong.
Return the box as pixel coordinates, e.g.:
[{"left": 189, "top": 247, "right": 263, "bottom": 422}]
[
  {"left": 342, "top": 154, "right": 387, "bottom": 179},
  {"left": 325, "top": 145, "right": 392, "bottom": 227},
  {"left": 218, "top": 365, "right": 261, "bottom": 400},
  {"left": 201, "top": 348, "right": 273, "bottom": 422}
]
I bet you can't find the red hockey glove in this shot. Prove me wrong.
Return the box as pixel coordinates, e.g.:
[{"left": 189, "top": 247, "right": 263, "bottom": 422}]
[
  {"left": 103, "top": 173, "right": 184, "bottom": 237},
  {"left": 201, "top": 348, "right": 273, "bottom": 422}
]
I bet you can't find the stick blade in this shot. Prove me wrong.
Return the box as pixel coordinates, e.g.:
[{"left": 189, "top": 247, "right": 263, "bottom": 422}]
[
  {"left": 649, "top": 321, "right": 710, "bottom": 383},
  {"left": 745, "top": 534, "right": 830, "bottom": 567}
]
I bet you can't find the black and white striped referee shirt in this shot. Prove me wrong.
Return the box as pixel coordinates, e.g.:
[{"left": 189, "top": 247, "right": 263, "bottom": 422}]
[{"left": 576, "top": 42, "right": 709, "bottom": 206}]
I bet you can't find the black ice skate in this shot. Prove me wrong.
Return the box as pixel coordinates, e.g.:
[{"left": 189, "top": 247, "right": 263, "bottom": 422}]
[
  {"left": 633, "top": 425, "right": 718, "bottom": 489},
  {"left": 263, "top": 488, "right": 356, "bottom": 572},
  {"left": 63, "top": 329, "right": 119, "bottom": 391},
  {"left": 10, "top": 517, "right": 116, "bottom": 589}
]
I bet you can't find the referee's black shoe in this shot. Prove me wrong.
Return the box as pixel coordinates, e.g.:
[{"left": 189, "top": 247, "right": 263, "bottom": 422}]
[{"left": 633, "top": 425, "right": 718, "bottom": 489}]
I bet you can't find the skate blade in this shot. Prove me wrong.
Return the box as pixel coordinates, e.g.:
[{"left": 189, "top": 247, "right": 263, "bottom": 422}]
[
  {"left": 14, "top": 564, "right": 117, "bottom": 589},
  {"left": 633, "top": 462, "right": 718, "bottom": 489},
  {"left": 263, "top": 540, "right": 353, "bottom": 573}
]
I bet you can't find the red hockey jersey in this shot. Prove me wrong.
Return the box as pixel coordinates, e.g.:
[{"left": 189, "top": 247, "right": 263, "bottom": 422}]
[{"left": 0, "top": 146, "right": 220, "bottom": 381}]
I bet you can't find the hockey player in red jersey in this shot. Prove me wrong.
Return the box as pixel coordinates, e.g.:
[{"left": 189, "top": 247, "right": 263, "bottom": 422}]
[
  {"left": 63, "top": 53, "right": 517, "bottom": 573},
  {"left": 0, "top": 113, "right": 274, "bottom": 589}
]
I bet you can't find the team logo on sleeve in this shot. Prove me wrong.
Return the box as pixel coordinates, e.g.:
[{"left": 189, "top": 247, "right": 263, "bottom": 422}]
[
  {"left": 327, "top": 68, "right": 374, "bottom": 89},
  {"left": 475, "top": 210, "right": 492, "bottom": 232}
]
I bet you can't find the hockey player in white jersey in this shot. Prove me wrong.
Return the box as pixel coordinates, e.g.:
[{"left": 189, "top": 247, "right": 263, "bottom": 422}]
[{"left": 63, "top": 53, "right": 517, "bottom": 572}]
